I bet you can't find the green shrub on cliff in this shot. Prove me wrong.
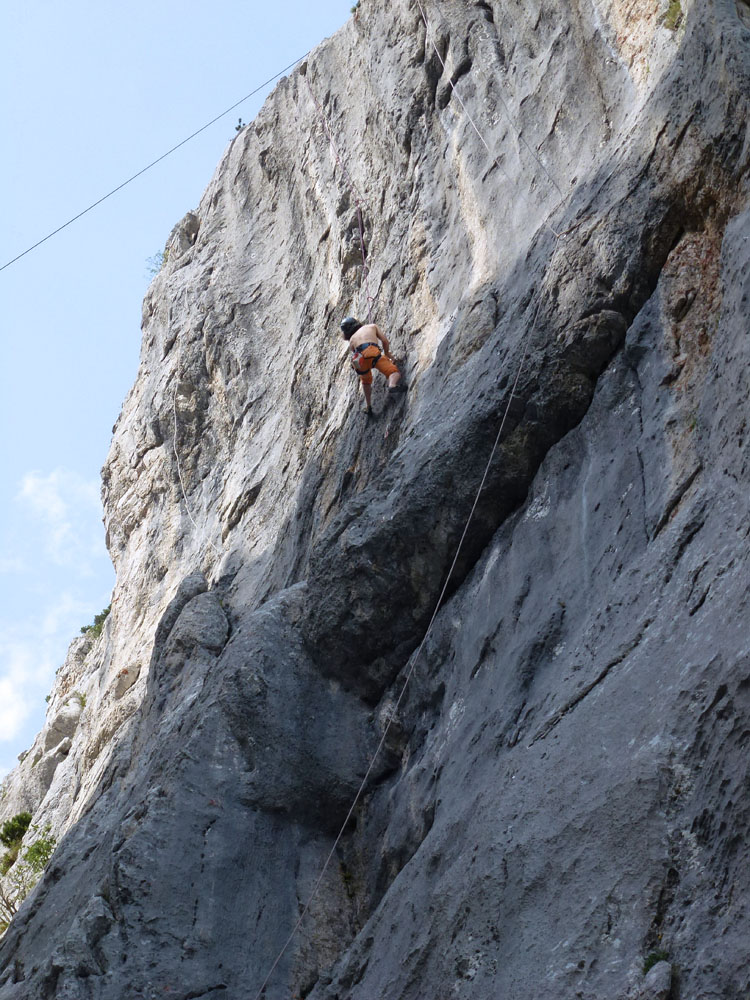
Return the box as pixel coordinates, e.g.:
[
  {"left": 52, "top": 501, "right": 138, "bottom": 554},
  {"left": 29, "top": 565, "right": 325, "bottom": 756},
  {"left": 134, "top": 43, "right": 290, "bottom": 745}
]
[
  {"left": 0, "top": 813, "right": 31, "bottom": 850},
  {"left": 19, "top": 828, "right": 56, "bottom": 872},
  {"left": 0, "top": 813, "right": 32, "bottom": 878},
  {"left": 644, "top": 949, "right": 670, "bottom": 974},
  {"left": 146, "top": 248, "right": 169, "bottom": 276},
  {"left": 664, "top": 0, "right": 682, "bottom": 29},
  {"left": 0, "top": 824, "right": 56, "bottom": 930},
  {"left": 80, "top": 605, "right": 111, "bottom": 639}
]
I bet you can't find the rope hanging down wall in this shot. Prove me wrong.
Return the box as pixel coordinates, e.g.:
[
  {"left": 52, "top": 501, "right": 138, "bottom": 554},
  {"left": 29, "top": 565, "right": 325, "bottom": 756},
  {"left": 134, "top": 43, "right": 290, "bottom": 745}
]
[
  {"left": 247, "top": 0, "right": 588, "bottom": 993},
  {"left": 172, "top": 331, "right": 223, "bottom": 561},
  {"left": 414, "top": 0, "right": 587, "bottom": 284},
  {"left": 302, "top": 68, "right": 375, "bottom": 324}
]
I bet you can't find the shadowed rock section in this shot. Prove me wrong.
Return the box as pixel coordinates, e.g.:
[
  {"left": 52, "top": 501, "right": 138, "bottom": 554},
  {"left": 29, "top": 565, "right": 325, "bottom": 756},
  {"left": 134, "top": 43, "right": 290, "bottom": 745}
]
[{"left": 1, "top": 1, "right": 750, "bottom": 998}]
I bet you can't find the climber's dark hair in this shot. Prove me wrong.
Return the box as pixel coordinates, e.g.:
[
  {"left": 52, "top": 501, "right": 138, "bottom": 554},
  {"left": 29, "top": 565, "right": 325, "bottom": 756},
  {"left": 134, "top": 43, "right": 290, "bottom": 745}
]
[{"left": 340, "top": 316, "right": 362, "bottom": 339}]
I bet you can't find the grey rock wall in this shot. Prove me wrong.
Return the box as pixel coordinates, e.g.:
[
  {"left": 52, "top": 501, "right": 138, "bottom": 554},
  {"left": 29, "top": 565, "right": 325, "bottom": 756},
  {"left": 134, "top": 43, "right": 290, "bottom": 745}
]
[
  {"left": 310, "top": 205, "right": 750, "bottom": 1000},
  {"left": 1, "top": 0, "right": 749, "bottom": 997}
]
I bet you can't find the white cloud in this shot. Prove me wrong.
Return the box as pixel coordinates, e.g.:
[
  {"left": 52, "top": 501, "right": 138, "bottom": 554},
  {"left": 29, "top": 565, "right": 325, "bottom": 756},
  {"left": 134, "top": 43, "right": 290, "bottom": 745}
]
[
  {"left": 0, "top": 676, "right": 31, "bottom": 745},
  {"left": 0, "top": 592, "right": 104, "bottom": 755},
  {"left": 18, "top": 468, "right": 107, "bottom": 574},
  {"left": 0, "top": 556, "right": 28, "bottom": 575},
  {"left": 0, "top": 641, "right": 37, "bottom": 746},
  {"left": 0, "top": 469, "right": 114, "bottom": 774},
  {"left": 40, "top": 592, "right": 93, "bottom": 638}
]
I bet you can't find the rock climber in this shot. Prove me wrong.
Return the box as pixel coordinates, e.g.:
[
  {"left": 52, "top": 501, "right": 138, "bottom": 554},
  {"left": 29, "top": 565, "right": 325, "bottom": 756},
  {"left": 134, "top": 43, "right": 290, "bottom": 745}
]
[{"left": 340, "top": 317, "right": 406, "bottom": 415}]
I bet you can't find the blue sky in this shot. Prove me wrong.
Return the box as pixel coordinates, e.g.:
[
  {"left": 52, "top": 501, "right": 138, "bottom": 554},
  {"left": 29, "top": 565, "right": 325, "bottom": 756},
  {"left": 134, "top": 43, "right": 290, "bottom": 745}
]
[{"left": 0, "top": 0, "right": 351, "bottom": 777}]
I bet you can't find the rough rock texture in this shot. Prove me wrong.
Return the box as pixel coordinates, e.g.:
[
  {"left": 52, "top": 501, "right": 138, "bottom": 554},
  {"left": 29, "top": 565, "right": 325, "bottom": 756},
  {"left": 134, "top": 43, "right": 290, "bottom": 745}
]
[{"left": 1, "top": 0, "right": 749, "bottom": 997}]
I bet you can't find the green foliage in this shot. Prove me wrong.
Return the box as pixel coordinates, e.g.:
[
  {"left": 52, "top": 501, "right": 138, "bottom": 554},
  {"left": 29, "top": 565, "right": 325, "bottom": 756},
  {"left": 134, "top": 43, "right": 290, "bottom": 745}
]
[
  {"left": 644, "top": 950, "right": 670, "bottom": 974},
  {"left": 0, "top": 813, "right": 31, "bottom": 850},
  {"left": 146, "top": 248, "right": 170, "bottom": 276},
  {"left": 80, "top": 605, "right": 111, "bottom": 639},
  {"left": 351, "top": 1, "right": 361, "bottom": 11},
  {"left": 664, "top": 0, "right": 682, "bottom": 30},
  {"left": 0, "top": 851, "right": 17, "bottom": 876},
  {"left": 22, "top": 828, "right": 56, "bottom": 872},
  {"left": 0, "top": 813, "right": 33, "bottom": 880},
  {"left": 72, "top": 691, "right": 87, "bottom": 709},
  {"left": 0, "top": 825, "right": 57, "bottom": 930}
]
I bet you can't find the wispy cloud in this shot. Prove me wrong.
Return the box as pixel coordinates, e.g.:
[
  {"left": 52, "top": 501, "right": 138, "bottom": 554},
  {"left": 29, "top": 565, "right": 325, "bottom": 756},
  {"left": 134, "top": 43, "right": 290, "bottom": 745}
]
[
  {"left": 0, "top": 641, "right": 38, "bottom": 746},
  {"left": 0, "top": 469, "right": 114, "bottom": 779},
  {"left": 40, "top": 592, "right": 93, "bottom": 638},
  {"left": 0, "top": 592, "right": 102, "bottom": 753},
  {"left": 0, "top": 676, "right": 31, "bottom": 746},
  {"left": 0, "top": 556, "right": 28, "bottom": 575},
  {"left": 18, "top": 469, "right": 107, "bottom": 574}
]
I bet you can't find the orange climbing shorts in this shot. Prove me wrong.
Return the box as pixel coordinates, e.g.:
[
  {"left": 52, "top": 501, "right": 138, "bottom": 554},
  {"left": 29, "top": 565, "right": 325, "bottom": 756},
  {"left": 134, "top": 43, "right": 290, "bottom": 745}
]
[{"left": 357, "top": 354, "right": 399, "bottom": 385}]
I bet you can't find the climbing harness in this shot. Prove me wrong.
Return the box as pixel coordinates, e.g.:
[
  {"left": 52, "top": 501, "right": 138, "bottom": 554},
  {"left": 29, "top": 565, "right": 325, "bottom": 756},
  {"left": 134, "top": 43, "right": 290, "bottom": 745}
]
[{"left": 350, "top": 341, "right": 383, "bottom": 375}]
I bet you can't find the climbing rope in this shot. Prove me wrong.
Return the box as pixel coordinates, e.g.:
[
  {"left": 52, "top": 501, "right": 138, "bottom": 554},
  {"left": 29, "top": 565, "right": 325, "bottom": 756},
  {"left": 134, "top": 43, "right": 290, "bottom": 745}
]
[
  {"left": 415, "top": 0, "right": 568, "bottom": 204},
  {"left": 302, "top": 72, "right": 375, "bottom": 323},
  {"left": 250, "top": 6, "right": 578, "bottom": 992},
  {"left": 172, "top": 331, "right": 222, "bottom": 560},
  {"left": 250, "top": 284, "right": 540, "bottom": 996},
  {"left": 0, "top": 53, "right": 310, "bottom": 274},
  {"left": 414, "top": 0, "right": 587, "bottom": 283}
]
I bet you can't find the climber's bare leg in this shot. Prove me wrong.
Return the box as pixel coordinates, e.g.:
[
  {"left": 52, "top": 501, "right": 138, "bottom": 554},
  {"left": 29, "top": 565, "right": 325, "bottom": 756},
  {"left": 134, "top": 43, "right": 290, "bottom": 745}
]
[{"left": 362, "top": 381, "right": 373, "bottom": 411}]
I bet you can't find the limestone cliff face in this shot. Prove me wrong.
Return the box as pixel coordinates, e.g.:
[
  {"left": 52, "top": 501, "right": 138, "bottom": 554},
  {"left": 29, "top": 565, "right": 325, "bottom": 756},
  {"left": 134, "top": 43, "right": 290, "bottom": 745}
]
[{"left": 1, "top": 0, "right": 750, "bottom": 997}]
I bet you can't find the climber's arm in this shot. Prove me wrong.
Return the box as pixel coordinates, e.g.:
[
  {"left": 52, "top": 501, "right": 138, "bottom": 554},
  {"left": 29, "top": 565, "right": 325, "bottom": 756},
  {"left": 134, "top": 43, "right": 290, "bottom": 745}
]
[{"left": 375, "top": 325, "right": 394, "bottom": 359}]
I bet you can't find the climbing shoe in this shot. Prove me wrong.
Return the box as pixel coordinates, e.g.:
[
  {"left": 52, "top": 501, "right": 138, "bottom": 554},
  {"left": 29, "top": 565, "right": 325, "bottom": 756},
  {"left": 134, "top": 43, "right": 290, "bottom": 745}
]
[{"left": 387, "top": 383, "right": 407, "bottom": 394}]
